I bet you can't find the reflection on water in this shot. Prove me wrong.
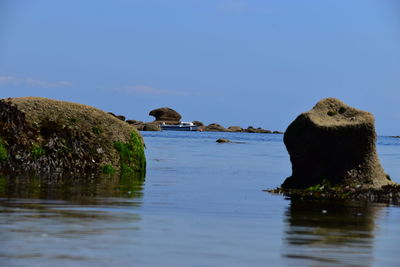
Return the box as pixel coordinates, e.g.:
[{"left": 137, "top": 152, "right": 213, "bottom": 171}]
[
  {"left": 0, "top": 173, "right": 145, "bottom": 266},
  {"left": 283, "top": 199, "right": 382, "bottom": 266},
  {"left": 0, "top": 132, "right": 399, "bottom": 266},
  {"left": 0, "top": 172, "right": 145, "bottom": 202}
]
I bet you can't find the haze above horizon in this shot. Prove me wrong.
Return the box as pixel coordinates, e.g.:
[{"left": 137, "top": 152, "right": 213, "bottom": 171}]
[{"left": 0, "top": 0, "right": 399, "bottom": 135}]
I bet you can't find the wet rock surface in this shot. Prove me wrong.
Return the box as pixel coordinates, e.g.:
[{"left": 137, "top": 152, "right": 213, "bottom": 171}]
[
  {"left": 216, "top": 138, "right": 244, "bottom": 144},
  {"left": 0, "top": 97, "right": 146, "bottom": 178},
  {"left": 216, "top": 138, "right": 232, "bottom": 143},
  {"left": 267, "top": 184, "right": 400, "bottom": 205}
]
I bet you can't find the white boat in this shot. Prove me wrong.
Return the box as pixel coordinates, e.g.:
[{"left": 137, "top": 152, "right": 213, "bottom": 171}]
[{"left": 161, "top": 122, "right": 199, "bottom": 131}]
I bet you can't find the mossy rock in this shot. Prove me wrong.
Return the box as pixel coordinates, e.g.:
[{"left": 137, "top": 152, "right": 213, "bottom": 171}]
[{"left": 0, "top": 97, "right": 146, "bottom": 178}]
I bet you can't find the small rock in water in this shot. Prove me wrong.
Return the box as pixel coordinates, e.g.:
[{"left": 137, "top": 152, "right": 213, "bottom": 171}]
[{"left": 216, "top": 138, "right": 231, "bottom": 143}]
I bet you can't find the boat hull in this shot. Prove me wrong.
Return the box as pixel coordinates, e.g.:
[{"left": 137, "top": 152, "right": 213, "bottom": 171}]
[{"left": 161, "top": 125, "right": 199, "bottom": 131}]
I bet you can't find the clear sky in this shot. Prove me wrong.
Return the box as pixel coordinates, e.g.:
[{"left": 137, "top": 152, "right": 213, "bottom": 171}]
[{"left": 0, "top": 0, "right": 399, "bottom": 134}]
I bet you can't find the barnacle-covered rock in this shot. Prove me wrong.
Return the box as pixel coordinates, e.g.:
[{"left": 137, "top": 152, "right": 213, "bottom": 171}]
[{"left": 0, "top": 97, "right": 146, "bottom": 178}]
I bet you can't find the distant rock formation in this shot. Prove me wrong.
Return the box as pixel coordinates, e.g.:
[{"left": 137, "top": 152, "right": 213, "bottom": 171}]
[
  {"left": 282, "top": 98, "right": 393, "bottom": 189},
  {"left": 149, "top": 107, "right": 181, "bottom": 123},
  {"left": 114, "top": 107, "right": 283, "bottom": 133},
  {"left": 228, "top": 126, "right": 243, "bottom": 132},
  {"left": 205, "top": 123, "right": 228, "bottom": 132},
  {"left": 245, "top": 126, "right": 272, "bottom": 134},
  {"left": 193, "top": 121, "right": 204, "bottom": 127},
  {"left": 0, "top": 97, "right": 146, "bottom": 178}
]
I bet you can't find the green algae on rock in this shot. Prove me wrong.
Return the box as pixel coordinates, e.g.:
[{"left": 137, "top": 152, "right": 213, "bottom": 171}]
[
  {"left": 266, "top": 184, "right": 400, "bottom": 205},
  {"left": 0, "top": 97, "right": 146, "bottom": 178},
  {"left": 114, "top": 132, "right": 146, "bottom": 174},
  {"left": 0, "top": 137, "right": 8, "bottom": 162}
]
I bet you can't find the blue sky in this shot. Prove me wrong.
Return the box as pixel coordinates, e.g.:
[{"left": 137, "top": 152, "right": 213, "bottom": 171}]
[{"left": 0, "top": 0, "right": 399, "bottom": 134}]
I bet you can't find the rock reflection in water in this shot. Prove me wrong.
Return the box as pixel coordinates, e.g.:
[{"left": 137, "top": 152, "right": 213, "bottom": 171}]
[
  {"left": 283, "top": 200, "right": 382, "bottom": 266},
  {"left": 0, "top": 172, "right": 145, "bottom": 266},
  {"left": 0, "top": 172, "right": 145, "bottom": 202}
]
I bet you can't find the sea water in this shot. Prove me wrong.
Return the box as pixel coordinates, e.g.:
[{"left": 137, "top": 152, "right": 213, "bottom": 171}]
[{"left": 0, "top": 132, "right": 399, "bottom": 266}]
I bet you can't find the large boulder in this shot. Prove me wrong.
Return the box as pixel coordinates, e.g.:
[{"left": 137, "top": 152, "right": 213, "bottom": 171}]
[
  {"left": 0, "top": 97, "right": 146, "bottom": 178},
  {"left": 282, "top": 98, "right": 392, "bottom": 189},
  {"left": 149, "top": 107, "right": 181, "bottom": 123}
]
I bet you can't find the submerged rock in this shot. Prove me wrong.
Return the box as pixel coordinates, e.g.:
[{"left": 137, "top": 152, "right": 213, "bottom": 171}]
[
  {"left": 215, "top": 138, "right": 244, "bottom": 144},
  {"left": 216, "top": 138, "right": 232, "bottom": 143},
  {"left": 0, "top": 97, "right": 146, "bottom": 178},
  {"left": 149, "top": 107, "right": 181, "bottom": 123},
  {"left": 282, "top": 98, "right": 393, "bottom": 189}
]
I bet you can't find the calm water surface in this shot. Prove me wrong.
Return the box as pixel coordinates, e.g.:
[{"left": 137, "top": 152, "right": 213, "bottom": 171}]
[{"left": 0, "top": 132, "right": 400, "bottom": 267}]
